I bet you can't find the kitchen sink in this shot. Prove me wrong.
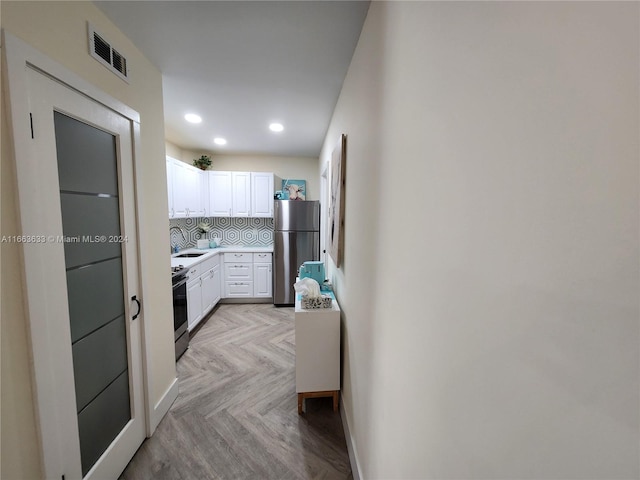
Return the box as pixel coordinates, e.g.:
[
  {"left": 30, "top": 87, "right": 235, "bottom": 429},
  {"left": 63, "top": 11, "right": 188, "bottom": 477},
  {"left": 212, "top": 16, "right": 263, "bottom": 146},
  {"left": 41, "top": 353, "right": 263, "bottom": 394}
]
[{"left": 174, "top": 252, "right": 206, "bottom": 258}]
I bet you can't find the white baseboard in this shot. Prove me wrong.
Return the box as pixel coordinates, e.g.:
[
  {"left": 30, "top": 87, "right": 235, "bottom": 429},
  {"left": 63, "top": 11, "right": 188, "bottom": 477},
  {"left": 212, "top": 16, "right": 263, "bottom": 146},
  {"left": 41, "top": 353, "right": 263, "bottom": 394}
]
[
  {"left": 148, "top": 377, "right": 179, "bottom": 435},
  {"left": 340, "top": 396, "right": 362, "bottom": 480}
]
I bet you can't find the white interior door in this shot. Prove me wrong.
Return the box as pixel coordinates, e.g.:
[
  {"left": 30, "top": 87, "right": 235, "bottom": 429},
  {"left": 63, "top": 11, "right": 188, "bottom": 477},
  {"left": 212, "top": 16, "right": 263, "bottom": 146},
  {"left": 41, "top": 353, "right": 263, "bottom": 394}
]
[{"left": 19, "top": 65, "right": 145, "bottom": 479}]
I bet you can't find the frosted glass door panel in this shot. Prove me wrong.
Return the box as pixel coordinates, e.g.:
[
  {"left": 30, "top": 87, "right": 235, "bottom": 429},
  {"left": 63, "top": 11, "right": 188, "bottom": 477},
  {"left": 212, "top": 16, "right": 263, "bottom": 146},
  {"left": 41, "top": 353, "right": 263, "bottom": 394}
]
[
  {"left": 71, "top": 315, "right": 127, "bottom": 411},
  {"left": 54, "top": 111, "right": 130, "bottom": 476},
  {"left": 59, "top": 193, "right": 121, "bottom": 269},
  {"left": 66, "top": 257, "right": 124, "bottom": 342},
  {"left": 76, "top": 371, "right": 130, "bottom": 475},
  {"left": 54, "top": 111, "right": 118, "bottom": 195}
]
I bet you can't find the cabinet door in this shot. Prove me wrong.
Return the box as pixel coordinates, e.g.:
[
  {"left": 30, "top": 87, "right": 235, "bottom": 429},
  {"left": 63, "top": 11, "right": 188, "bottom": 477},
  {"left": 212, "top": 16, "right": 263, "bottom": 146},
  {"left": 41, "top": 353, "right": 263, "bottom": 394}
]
[
  {"left": 187, "top": 278, "right": 203, "bottom": 331},
  {"left": 169, "top": 157, "right": 186, "bottom": 217},
  {"left": 231, "top": 172, "right": 251, "bottom": 217},
  {"left": 201, "top": 269, "right": 215, "bottom": 314},
  {"left": 182, "top": 163, "right": 202, "bottom": 217},
  {"left": 211, "top": 263, "right": 221, "bottom": 305},
  {"left": 199, "top": 172, "right": 209, "bottom": 217},
  {"left": 209, "top": 171, "right": 232, "bottom": 217},
  {"left": 166, "top": 158, "right": 174, "bottom": 218},
  {"left": 251, "top": 172, "right": 274, "bottom": 218},
  {"left": 253, "top": 262, "right": 272, "bottom": 297}
]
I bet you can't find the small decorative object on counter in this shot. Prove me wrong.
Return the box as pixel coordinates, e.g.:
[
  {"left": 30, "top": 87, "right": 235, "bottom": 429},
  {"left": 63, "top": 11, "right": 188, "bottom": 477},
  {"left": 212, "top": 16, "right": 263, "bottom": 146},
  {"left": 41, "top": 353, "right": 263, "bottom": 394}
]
[
  {"left": 193, "top": 155, "right": 212, "bottom": 170},
  {"left": 301, "top": 294, "right": 332, "bottom": 309},
  {"left": 294, "top": 277, "right": 331, "bottom": 309},
  {"left": 321, "top": 280, "right": 333, "bottom": 292}
]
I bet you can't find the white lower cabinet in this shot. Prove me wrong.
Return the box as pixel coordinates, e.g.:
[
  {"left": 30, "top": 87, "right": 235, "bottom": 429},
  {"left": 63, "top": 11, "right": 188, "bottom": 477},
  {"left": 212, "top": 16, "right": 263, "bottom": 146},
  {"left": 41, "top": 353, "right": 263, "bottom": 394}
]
[
  {"left": 223, "top": 252, "right": 272, "bottom": 298},
  {"left": 224, "top": 252, "right": 253, "bottom": 297},
  {"left": 187, "top": 276, "right": 203, "bottom": 331},
  {"left": 225, "top": 281, "right": 254, "bottom": 297},
  {"left": 253, "top": 263, "right": 272, "bottom": 297},
  {"left": 187, "top": 256, "right": 221, "bottom": 332},
  {"left": 201, "top": 265, "right": 216, "bottom": 313},
  {"left": 211, "top": 263, "right": 221, "bottom": 305}
]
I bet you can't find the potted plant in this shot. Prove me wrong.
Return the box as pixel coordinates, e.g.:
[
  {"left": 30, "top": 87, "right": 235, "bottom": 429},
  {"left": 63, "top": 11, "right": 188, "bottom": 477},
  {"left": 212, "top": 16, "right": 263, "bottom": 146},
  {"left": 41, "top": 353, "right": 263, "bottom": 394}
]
[{"left": 193, "top": 155, "right": 212, "bottom": 170}]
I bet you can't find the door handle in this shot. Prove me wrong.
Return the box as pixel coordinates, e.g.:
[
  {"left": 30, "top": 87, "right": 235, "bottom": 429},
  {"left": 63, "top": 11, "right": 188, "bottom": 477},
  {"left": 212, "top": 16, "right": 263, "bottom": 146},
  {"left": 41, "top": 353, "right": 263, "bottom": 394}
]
[{"left": 131, "top": 295, "right": 141, "bottom": 320}]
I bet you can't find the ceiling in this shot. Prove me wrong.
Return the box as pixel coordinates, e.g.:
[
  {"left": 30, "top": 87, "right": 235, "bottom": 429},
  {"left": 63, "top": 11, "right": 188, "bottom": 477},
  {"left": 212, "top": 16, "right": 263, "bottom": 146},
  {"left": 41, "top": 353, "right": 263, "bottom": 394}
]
[{"left": 95, "top": 1, "right": 369, "bottom": 158}]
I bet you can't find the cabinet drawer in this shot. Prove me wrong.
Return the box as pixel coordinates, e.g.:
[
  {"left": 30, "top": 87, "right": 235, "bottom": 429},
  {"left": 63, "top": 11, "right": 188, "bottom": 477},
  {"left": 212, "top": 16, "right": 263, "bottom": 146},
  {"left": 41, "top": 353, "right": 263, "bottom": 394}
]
[
  {"left": 224, "top": 263, "right": 253, "bottom": 280},
  {"left": 253, "top": 252, "right": 272, "bottom": 263},
  {"left": 224, "top": 252, "right": 252, "bottom": 263},
  {"left": 187, "top": 265, "right": 200, "bottom": 279},
  {"left": 225, "top": 281, "right": 253, "bottom": 297},
  {"left": 199, "top": 257, "right": 215, "bottom": 273}
]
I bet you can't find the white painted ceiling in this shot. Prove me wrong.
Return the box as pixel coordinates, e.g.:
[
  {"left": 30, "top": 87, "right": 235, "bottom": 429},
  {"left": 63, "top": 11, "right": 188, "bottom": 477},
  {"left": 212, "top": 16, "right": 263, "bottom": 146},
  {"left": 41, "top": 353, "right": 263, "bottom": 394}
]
[{"left": 94, "top": 1, "right": 369, "bottom": 157}]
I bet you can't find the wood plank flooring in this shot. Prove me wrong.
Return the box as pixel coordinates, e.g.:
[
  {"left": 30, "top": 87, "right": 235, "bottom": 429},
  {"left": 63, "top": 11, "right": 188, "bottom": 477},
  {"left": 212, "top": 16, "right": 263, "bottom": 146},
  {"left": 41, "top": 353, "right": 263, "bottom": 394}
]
[{"left": 120, "top": 304, "right": 352, "bottom": 480}]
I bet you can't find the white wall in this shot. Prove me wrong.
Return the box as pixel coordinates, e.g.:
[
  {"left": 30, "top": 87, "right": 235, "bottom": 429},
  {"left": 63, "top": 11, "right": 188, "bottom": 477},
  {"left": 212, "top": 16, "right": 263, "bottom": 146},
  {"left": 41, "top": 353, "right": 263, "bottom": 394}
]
[
  {"left": 321, "top": 2, "right": 639, "bottom": 478},
  {"left": 1, "top": 3, "right": 176, "bottom": 478}
]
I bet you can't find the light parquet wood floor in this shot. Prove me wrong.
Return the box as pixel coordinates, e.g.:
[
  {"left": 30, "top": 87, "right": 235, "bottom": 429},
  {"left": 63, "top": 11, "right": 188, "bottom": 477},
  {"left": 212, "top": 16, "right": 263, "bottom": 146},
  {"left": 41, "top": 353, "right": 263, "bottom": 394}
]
[{"left": 120, "top": 304, "right": 352, "bottom": 480}]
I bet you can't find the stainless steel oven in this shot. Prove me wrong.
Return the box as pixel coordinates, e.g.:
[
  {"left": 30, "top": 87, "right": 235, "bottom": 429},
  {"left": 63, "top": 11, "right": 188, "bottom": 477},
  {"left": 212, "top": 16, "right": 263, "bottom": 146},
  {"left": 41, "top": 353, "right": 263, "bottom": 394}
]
[{"left": 172, "top": 266, "right": 189, "bottom": 360}]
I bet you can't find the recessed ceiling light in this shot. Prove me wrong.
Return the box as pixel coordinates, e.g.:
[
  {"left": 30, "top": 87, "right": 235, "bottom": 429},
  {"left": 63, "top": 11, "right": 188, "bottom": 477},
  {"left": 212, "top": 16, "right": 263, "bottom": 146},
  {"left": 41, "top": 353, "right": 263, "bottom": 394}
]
[
  {"left": 269, "top": 123, "right": 284, "bottom": 133},
  {"left": 184, "top": 113, "right": 202, "bottom": 124},
  {"left": 213, "top": 137, "right": 227, "bottom": 146}
]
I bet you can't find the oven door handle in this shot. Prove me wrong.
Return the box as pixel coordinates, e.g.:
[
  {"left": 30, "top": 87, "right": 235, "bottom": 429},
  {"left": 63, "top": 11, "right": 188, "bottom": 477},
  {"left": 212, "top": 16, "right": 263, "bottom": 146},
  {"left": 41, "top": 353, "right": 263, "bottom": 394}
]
[
  {"left": 173, "top": 277, "right": 188, "bottom": 289},
  {"left": 131, "top": 295, "right": 142, "bottom": 321}
]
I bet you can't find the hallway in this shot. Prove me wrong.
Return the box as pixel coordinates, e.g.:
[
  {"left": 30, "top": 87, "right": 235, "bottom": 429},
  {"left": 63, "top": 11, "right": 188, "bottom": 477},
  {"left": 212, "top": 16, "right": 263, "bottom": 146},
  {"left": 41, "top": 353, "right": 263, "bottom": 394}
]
[{"left": 120, "top": 304, "right": 351, "bottom": 479}]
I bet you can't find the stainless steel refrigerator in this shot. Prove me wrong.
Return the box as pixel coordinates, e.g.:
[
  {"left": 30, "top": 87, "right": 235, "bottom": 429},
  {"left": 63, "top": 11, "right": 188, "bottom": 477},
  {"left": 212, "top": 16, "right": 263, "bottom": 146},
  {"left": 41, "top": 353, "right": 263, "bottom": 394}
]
[{"left": 273, "top": 200, "right": 320, "bottom": 306}]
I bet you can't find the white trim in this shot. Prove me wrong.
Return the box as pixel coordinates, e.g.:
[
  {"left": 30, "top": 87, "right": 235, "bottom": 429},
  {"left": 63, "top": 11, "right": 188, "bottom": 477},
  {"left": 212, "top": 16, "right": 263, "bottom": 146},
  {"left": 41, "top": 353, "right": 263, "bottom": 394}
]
[
  {"left": 149, "top": 378, "right": 179, "bottom": 433},
  {"left": 129, "top": 119, "right": 156, "bottom": 436},
  {"left": 340, "top": 396, "right": 362, "bottom": 480}
]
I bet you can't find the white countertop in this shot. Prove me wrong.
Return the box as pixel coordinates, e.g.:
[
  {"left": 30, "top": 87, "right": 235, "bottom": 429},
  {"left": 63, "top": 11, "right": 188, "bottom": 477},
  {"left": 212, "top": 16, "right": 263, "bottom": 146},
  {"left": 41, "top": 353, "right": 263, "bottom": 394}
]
[{"left": 171, "top": 245, "right": 273, "bottom": 268}]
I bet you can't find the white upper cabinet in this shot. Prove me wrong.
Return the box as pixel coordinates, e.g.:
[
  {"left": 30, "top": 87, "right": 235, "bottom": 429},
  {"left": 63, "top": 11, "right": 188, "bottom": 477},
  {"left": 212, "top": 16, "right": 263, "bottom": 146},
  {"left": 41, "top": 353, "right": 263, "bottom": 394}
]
[
  {"left": 172, "top": 167, "right": 274, "bottom": 219},
  {"left": 208, "top": 171, "right": 232, "bottom": 217},
  {"left": 231, "top": 172, "right": 251, "bottom": 217},
  {"left": 167, "top": 156, "right": 203, "bottom": 218},
  {"left": 251, "top": 172, "right": 274, "bottom": 218}
]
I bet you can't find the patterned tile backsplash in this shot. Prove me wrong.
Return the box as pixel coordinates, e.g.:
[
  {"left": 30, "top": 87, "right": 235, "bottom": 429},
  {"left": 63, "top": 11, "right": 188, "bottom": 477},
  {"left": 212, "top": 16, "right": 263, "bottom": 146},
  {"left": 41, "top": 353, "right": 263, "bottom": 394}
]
[{"left": 169, "top": 217, "right": 274, "bottom": 250}]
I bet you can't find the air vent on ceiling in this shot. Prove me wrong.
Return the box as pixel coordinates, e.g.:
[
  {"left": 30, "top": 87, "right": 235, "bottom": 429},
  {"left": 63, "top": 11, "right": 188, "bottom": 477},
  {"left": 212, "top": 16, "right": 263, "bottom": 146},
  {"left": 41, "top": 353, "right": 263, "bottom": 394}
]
[{"left": 88, "top": 23, "right": 129, "bottom": 83}]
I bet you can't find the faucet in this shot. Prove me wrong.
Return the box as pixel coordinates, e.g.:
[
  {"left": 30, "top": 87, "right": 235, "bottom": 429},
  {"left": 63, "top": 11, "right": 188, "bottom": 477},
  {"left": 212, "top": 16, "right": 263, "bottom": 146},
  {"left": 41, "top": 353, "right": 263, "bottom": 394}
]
[{"left": 169, "top": 226, "right": 187, "bottom": 252}]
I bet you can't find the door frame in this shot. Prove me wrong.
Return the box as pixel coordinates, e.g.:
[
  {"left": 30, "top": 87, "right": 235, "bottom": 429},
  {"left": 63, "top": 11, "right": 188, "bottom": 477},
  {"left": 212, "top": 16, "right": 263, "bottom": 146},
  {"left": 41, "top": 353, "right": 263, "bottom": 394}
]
[{"left": 2, "top": 30, "right": 151, "bottom": 478}]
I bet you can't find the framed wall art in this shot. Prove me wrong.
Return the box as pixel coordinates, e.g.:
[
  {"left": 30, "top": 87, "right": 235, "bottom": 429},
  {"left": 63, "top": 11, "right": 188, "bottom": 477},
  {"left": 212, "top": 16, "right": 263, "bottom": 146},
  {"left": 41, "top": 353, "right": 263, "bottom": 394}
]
[
  {"left": 329, "top": 134, "right": 346, "bottom": 267},
  {"left": 281, "top": 179, "right": 306, "bottom": 200}
]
